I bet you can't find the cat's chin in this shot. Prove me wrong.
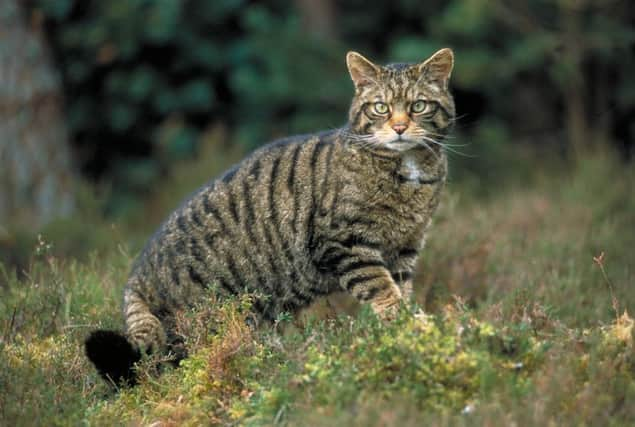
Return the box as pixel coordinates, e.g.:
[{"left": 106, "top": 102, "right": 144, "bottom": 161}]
[{"left": 384, "top": 140, "right": 420, "bottom": 152}]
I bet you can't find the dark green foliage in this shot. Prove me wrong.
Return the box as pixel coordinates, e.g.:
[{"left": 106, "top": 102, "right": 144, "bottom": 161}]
[
  {"left": 33, "top": 0, "right": 349, "bottom": 213},
  {"left": 31, "top": 0, "right": 634, "bottom": 212}
]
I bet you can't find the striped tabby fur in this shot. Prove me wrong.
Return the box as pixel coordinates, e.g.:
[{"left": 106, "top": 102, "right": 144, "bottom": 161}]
[{"left": 85, "top": 48, "right": 455, "bottom": 385}]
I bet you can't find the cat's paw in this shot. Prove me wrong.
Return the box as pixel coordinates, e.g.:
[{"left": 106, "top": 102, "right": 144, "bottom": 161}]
[{"left": 370, "top": 289, "right": 402, "bottom": 321}]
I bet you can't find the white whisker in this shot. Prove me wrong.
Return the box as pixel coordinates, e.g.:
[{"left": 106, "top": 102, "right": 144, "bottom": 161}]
[
  {"left": 419, "top": 135, "right": 474, "bottom": 158},
  {"left": 409, "top": 130, "right": 469, "bottom": 148},
  {"left": 341, "top": 128, "right": 472, "bottom": 157}
]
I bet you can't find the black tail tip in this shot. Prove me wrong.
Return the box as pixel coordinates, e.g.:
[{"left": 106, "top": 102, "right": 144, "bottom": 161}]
[{"left": 85, "top": 330, "right": 141, "bottom": 387}]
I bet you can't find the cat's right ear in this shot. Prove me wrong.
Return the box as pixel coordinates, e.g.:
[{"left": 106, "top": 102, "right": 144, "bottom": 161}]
[{"left": 346, "top": 51, "right": 381, "bottom": 89}]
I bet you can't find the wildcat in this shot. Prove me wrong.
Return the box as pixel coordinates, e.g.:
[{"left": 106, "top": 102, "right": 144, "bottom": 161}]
[{"left": 86, "top": 48, "right": 455, "bottom": 385}]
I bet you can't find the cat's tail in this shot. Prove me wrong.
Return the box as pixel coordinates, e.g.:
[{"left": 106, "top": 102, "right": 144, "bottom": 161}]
[
  {"left": 85, "top": 330, "right": 141, "bottom": 386},
  {"left": 86, "top": 289, "right": 169, "bottom": 387}
]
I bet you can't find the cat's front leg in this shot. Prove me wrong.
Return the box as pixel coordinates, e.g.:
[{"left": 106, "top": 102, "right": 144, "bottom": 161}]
[
  {"left": 343, "top": 266, "right": 402, "bottom": 320},
  {"left": 317, "top": 243, "right": 403, "bottom": 320},
  {"left": 389, "top": 247, "right": 420, "bottom": 302},
  {"left": 363, "top": 278, "right": 403, "bottom": 320}
]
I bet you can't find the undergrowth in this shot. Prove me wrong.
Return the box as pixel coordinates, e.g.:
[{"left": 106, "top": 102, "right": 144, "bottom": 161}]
[{"left": 1, "top": 152, "right": 633, "bottom": 426}]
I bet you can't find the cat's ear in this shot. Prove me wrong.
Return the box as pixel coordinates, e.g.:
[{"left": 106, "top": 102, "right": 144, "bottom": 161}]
[
  {"left": 346, "top": 51, "right": 381, "bottom": 88},
  {"left": 418, "top": 48, "right": 454, "bottom": 88}
]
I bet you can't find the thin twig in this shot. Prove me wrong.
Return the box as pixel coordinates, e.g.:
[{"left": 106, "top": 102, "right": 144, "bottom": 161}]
[
  {"left": 3, "top": 305, "right": 18, "bottom": 344},
  {"left": 593, "top": 252, "right": 619, "bottom": 320}
]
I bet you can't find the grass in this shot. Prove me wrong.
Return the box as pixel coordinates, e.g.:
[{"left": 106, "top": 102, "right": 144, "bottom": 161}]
[{"left": 1, "top": 149, "right": 634, "bottom": 426}]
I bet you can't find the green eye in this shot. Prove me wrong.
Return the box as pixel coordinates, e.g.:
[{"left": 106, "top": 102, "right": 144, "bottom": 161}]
[
  {"left": 411, "top": 100, "right": 428, "bottom": 114},
  {"left": 373, "top": 102, "right": 389, "bottom": 115}
]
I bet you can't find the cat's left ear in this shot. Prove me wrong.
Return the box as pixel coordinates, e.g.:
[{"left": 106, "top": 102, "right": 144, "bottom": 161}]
[{"left": 418, "top": 48, "right": 454, "bottom": 89}]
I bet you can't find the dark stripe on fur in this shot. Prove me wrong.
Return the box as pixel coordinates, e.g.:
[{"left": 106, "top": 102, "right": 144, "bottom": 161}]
[
  {"left": 391, "top": 271, "right": 413, "bottom": 283},
  {"left": 398, "top": 248, "right": 419, "bottom": 258},
  {"left": 337, "top": 235, "right": 384, "bottom": 251},
  {"left": 202, "top": 196, "right": 228, "bottom": 234},
  {"left": 345, "top": 273, "right": 385, "bottom": 291},
  {"left": 226, "top": 188, "right": 240, "bottom": 223},
  {"left": 187, "top": 265, "right": 206, "bottom": 288},
  {"left": 360, "top": 286, "right": 381, "bottom": 302},
  {"left": 339, "top": 259, "right": 385, "bottom": 275},
  {"left": 221, "top": 166, "right": 238, "bottom": 184}
]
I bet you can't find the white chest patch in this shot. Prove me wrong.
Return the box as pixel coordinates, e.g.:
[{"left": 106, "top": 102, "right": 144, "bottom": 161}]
[{"left": 403, "top": 155, "right": 422, "bottom": 181}]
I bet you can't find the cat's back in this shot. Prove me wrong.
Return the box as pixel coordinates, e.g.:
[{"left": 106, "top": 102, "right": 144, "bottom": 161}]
[{"left": 128, "top": 129, "right": 342, "bottom": 319}]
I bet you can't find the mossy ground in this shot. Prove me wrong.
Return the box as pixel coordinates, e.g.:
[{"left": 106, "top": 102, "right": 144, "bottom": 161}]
[{"left": 1, "top": 150, "right": 634, "bottom": 426}]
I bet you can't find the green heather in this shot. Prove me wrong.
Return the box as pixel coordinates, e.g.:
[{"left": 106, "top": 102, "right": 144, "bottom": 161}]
[{"left": 1, "top": 148, "right": 633, "bottom": 426}]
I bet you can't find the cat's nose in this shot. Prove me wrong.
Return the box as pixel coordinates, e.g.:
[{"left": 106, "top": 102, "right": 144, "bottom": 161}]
[{"left": 392, "top": 124, "right": 408, "bottom": 135}]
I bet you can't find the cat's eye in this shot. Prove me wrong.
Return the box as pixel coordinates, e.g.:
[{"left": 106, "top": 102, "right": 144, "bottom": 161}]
[
  {"left": 373, "top": 102, "right": 389, "bottom": 115},
  {"left": 411, "top": 100, "right": 435, "bottom": 115}
]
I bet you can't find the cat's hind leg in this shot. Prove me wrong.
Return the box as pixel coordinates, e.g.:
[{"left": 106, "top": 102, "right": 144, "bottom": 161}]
[{"left": 123, "top": 289, "right": 167, "bottom": 356}]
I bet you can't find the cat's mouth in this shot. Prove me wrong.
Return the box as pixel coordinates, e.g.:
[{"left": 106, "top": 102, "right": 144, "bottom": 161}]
[
  {"left": 385, "top": 137, "right": 421, "bottom": 152},
  {"left": 384, "top": 134, "right": 446, "bottom": 155}
]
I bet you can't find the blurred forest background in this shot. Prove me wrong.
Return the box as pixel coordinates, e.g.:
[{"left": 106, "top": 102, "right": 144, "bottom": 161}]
[{"left": 1, "top": 0, "right": 634, "bottom": 266}]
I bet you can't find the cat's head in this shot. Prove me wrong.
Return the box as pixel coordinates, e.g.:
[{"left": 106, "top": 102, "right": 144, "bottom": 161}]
[{"left": 346, "top": 48, "right": 455, "bottom": 153}]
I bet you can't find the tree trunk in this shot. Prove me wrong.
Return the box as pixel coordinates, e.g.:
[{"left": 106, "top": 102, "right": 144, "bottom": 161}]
[
  {"left": 0, "top": 1, "right": 75, "bottom": 234},
  {"left": 294, "top": 0, "right": 337, "bottom": 39},
  {"left": 560, "top": 1, "right": 591, "bottom": 160}
]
